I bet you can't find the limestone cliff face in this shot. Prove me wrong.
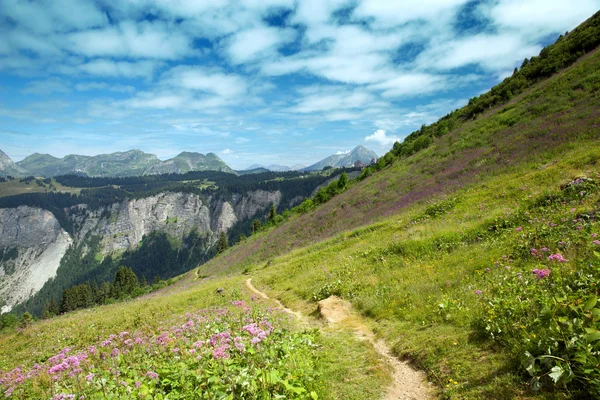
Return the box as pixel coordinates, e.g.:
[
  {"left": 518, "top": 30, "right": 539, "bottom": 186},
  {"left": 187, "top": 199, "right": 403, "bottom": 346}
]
[
  {"left": 0, "top": 206, "right": 72, "bottom": 313},
  {"left": 0, "top": 190, "right": 280, "bottom": 312}
]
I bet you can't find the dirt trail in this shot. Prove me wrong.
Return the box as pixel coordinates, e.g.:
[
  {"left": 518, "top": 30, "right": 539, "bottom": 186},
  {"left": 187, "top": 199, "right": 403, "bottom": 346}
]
[{"left": 245, "top": 279, "right": 433, "bottom": 400}]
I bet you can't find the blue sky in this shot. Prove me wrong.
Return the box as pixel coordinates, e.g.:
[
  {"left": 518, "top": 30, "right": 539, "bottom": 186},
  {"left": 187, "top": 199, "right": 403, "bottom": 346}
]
[{"left": 0, "top": 0, "right": 598, "bottom": 169}]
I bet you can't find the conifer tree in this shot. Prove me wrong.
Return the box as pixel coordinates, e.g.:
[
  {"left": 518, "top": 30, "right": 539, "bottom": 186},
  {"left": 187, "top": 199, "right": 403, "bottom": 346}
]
[{"left": 217, "top": 232, "right": 229, "bottom": 254}]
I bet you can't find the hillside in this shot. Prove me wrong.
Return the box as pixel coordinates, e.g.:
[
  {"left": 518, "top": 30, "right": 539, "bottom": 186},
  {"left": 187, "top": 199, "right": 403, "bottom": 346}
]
[
  {"left": 1, "top": 11, "right": 600, "bottom": 400},
  {"left": 199, "top": 18, "right": 600, "bottom": 398}
]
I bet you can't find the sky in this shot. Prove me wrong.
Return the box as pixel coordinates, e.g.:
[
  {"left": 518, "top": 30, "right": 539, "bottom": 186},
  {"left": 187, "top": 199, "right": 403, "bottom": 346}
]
[{"left": 0, "top": 0, "right": 598, "bottom": 169}]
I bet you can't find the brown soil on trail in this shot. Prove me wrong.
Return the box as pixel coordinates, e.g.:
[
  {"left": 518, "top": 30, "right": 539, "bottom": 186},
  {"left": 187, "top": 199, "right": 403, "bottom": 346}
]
[{"left": 245, "top": 279, "right": 434, "bottom": 400}]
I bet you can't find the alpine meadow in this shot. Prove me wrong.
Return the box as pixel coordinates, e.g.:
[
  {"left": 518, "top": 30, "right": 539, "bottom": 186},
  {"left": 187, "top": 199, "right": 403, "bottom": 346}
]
[{"left": 1, "top": 2, "right": 600, "bottom": 400}]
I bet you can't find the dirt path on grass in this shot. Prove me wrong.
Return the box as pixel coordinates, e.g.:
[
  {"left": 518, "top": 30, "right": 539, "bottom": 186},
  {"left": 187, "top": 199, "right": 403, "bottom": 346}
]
[{"left": 245, "top": 279, "right": 433, "bottom": 400}]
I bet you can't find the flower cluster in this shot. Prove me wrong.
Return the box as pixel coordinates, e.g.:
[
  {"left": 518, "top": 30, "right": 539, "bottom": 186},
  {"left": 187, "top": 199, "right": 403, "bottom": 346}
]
[
  {"left": 532, "top": 268, "right": 551, "bottom": 280},
  {"left": 0, "top": 301, "right": 317, "bottom": 399}
]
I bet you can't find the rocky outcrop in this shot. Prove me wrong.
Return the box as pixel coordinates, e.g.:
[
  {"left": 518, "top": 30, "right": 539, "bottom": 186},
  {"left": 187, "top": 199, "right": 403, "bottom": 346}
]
[
  {"left": 71, "top": 192, "right": 213, "bottom": 254},
  {"left": 0, "top": 207, "right": 72, "bottom": 313},
  {"left": 0, "top": 190, "right": 281, "bottom": 312}
]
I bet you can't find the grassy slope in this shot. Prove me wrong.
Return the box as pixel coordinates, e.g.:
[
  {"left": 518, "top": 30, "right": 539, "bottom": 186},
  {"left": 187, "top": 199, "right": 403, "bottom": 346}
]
[
  {"left": 0, "top": 178, "right": 81, "bottom": 198},
  {"left": 195, "top": 47, "right": 600, "bottom": 398},
  {"left": 201, "top": 47, "right": 600, "bottom": 277},
  {"left": 1, "top": 30, "right": 599, "bottom": 400}
]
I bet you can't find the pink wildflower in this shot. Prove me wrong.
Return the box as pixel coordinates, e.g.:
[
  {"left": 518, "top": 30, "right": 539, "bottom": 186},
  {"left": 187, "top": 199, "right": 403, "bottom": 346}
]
[
  {"left": 532, "top": 268, "right": 551, "bottom": 280},
  {"left": 548, "top": 253, "right": 567, "bottom": 262},
  {"left": 146, "top": 371, "right": 159, "bottom": 380}
]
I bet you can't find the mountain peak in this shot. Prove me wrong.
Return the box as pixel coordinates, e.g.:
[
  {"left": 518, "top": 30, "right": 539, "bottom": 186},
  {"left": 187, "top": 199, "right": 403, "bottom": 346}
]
[{"left": 303, "top": 145, "right": 378, "bottom": 171}]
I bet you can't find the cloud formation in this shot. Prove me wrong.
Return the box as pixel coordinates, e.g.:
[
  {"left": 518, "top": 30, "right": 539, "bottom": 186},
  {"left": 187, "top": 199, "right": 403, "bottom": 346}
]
[
  {"left": 365, "top": 129, "right": 400, "bottom": 146},
  {"left": 0, "top": 0, "right": 597, "bottom": 168}
]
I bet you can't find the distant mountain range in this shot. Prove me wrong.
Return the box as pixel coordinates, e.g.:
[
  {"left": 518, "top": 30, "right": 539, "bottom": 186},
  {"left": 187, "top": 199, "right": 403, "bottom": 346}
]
[
  {"left": 0, "top": 145, "right": 378, "bottom": 178},
  {"left": 243, "top": 164, "right": 306, "bottom": 172},
  {"left": 0, "top": 149, "right": 234, "bottom": 177},
  {"left": 240, "top": 146, "right": 378, "bottom": 173},
  {"left": 302, "top": 146, "right": 378, "bottom": 171}
]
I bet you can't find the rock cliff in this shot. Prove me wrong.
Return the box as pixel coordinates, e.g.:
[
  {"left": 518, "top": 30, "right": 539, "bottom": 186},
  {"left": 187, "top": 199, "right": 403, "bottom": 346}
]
[
  {"left": 0, "top": 190, "right": 280, "bottom": 312},
  {"left": 0, "top": 207, "right": 72, "bottom": 313}
]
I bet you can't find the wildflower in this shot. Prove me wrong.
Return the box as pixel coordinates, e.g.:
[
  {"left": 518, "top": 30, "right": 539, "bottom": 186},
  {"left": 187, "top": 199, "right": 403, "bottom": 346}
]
[
  {"left": 475, "top": 290, "right": 482, "bottom": 295},
  {"left": 515, "top": 227, "right": 522, "bottom": 232},
  {"left": 593, "top": 240, "right": 600, "bottom": 245},
  {"left": 548, "top": 253, "right": 567, "bottom": 262},
  {"left": 532, "top": 268, "right": 551, "bottom": 280},
  {"left": 85, "top": 373, "right": 94, "bottom": 382},
  {"left": 146, "top": 371, "right": 159, "bottom": 381},
  {"left": 212, "top": 345, "right": 230, "bottom": 359},
  {"left": 135, "top": 381, "right": 141, "bottom": 388},
  {"left": 485, "top": 268, "right": 491, "bottom": 272}
]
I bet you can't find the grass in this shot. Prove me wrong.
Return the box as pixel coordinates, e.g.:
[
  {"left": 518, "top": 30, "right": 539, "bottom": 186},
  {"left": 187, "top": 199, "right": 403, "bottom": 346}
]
[{"left": 0, "top": 178, "right": 81, "bottom": 198}]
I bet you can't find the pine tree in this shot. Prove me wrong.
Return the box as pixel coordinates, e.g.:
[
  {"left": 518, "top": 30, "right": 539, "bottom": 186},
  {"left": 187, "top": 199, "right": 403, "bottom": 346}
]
[
  {"left": 217, "top": 232, "right": 229, "bottom": 254},
  {"left": 112, "top": 266, "right": 139, "bottom": 298},
  {"left": 251, "top": 219, "right": 261, "bottom": 234},
  {"left": 20, "top": 312, "right": 34, "bottom": 328},
  {"left": 337, "top": 171, "right": 348, "bottom": 190},
  {"left": 268, "top": 205, "right": 277, "bottom": 224}
]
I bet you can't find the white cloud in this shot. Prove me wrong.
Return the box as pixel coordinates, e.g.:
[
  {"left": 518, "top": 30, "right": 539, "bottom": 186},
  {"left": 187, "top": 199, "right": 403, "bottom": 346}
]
[
  {"left": 291, "top": 86, "right": 386, "bottom": 114},
  {"left": 336, "top": 149, "right": 350, "bottom": 155},
  {"left": 1, "top": 0, "right": 108, "bottom": 34},
  {"left": 75, "top": 82, "right": 135, "bottom": 93},
  {"left": 235, "top": 137, "right": 250, "bottom": 144},
  {"left": 227, "top": 26, "right": 296, "bottom": 64},
  {"left": 483, "top": 0, "right": 600, "bottom": 37},
  {"left": 418, "top": 33, "right": 541, "bottom": 71},
  {"left": 128, "top": 93, "right": 188, "bottom": 109},
  {"left": 163, "top": 66, "right": 248, "bottom": 98},
  {"left": 77, "top": 59, "right": 163, "bottom": 78},
  {"left": 221, "top": 148, "right": 233, "bottom": 154},
  {"left": 353, "top": 0, "right": 470, "bottom": 27},
  {"left": 365, "top": 129, "right": 400, "bottom": 146},
  {"left": 369, "top": 73, "right": 447, "bottom": 98},
  {"left": 22, "top": 78, "right": 71, "bottom": 95},
  {"left": 67, "top": 21, "right": 193, "bottom": 59}
]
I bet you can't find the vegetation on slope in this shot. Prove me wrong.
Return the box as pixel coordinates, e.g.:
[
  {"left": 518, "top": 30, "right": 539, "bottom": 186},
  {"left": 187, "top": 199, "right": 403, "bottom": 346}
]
[{"left": 1, "top": 11, "right": 600, "bottom": 400}]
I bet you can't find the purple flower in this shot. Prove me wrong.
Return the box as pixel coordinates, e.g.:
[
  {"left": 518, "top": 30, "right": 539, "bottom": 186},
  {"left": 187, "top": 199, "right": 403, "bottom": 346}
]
[
  {"left": 532, "top": 268, "right": 551, "bottom": 280},
  {"left": 515, "top": 227, "right": 522, "bottom": 232},
  {"left": 475, "top": 290, "right": 482, "bottom": 295},
  {"left": 548, "top": 253, "right": 567, "bottom": 262},
  {"left": 146, "top": 371, "right": 159, "bottom": 381},
  {"left": 485, "top": 268, "right": 491, "bottom": 272},
  {"left": 593, "top": 240, "right": 600, "bottom": 245}
]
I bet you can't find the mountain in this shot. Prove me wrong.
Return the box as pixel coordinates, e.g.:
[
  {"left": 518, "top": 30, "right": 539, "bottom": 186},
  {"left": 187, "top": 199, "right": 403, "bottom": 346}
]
[
  {"left": 15, "top": 149, "right": 235, "bottom": 177},
  {"left": 237, "top": 167, "right": 270, "bottom": 175},
  {"left": 3, "top": 11, "right": 600, "bottom": 400},
  {"left": 245, "top": 164, "right": 265, "bottom": 170},
  {"left": 0, "top": 149, "right": 26, "bottom": 177},
  {"left": 290, "top": 164, "right": 306, "bottom": 171},
  {"left": 266, "top": 164, "right": 291, "bottom": 172},
  {"left": 143, "top": 152, "right": 235, "bottom": 175},
  {"left": 303, "top": 145, "right": 377, "bottom": 171}
]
